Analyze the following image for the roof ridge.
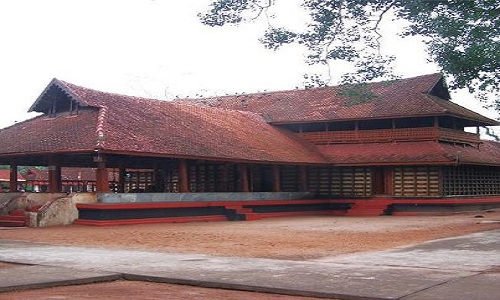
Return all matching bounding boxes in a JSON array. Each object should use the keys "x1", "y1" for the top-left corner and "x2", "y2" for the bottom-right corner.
[
  {"x1": 59, "y1": 80, "x2": 172, "y2": 106},
  {"x1": 180, "y1": 73, "x2": 444, "y2": 102},
  {"x1": 95, "y1": 106, "x2": 108, "y2": 149}
]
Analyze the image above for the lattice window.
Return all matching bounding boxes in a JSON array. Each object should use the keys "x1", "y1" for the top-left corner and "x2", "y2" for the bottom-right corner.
[
  {"x1": 307, "y1": 166, "x2": 372, "y2": 197},
  {"x1": 164, "y1": 167, "x2": 179, "y2": 193},
  {"x1": 185, "y1": 162, "x2": 239, "y2": 192},
  {"x1": 393, "y1": 166, "x2": 440, "y2": 196},
  {"x1": 280, "y1": 166, "x2": 299, "y2": 192},
  {"x1": 443, "y1": 166, "x2": 500, "y2": 196},
  {"x1": 123, "y1": 170, "x2": 155, "y2": 192}
]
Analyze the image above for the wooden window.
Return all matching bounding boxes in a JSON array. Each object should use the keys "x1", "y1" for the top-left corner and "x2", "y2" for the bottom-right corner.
[
  {"x1": 280, "y1": 166, "x2": 299, "y2": 192},
  {"x1": 307, "y1": 166, "x2": 372, "y2": 197},
  {"x1": 184, "y1": 162, "x2": 239, "y2": 193},
  {"x1": 123, "y1": 170, "x2": 155, "y2": 192},
  {"x1": 393, "y1": 166, "x2": 440, "y2": 196}
]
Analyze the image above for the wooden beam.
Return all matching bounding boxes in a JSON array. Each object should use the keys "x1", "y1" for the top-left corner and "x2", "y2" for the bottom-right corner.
[
  {"x1": 9, "y1": 163, "x2": 18, "y2": 192},
  {"x1": 178, "y1": 159, "x2": 189, "y2": 193},
  {"x1": 272, "y1": 165, "x2": 281, "y2": 192}
]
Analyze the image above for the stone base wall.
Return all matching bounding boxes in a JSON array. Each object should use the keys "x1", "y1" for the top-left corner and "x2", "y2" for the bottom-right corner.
[
  {"x1": 27, "y1": 193, "x2": 98, "y2": 227},
  {"x1": 98, "y1": 192, "x2": 314, "y2": 204}
]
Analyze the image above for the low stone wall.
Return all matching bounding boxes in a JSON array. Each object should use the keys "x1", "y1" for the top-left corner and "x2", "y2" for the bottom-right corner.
[
  {"x1": 98, "y1": 192, "x2": 314, "y2": 204},
  {"x1": 28, "y1": 193, "x2": 98, "y2": 227},
  {"x1": 1, "y1": 193, "x2": 68, "y2": 215},
  {"x1": 0, "y1": 193, "x2": 23, "y2": 215}
]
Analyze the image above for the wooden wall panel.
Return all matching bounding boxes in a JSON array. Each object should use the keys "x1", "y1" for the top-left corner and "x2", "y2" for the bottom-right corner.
[
  {"x1": 393, "y1": 166, "x2": 440, "y2": 196},
  {"x1": 307, "y1": 166, "x2": 372, "y2": 197}
]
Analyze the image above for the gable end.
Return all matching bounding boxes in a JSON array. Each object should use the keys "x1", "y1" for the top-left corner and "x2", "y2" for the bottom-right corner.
[{"x1": 28, "y1": 78, "x2": 89, "y2": 114}]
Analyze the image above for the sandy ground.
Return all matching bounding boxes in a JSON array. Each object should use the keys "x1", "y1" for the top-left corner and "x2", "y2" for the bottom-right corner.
[
  {"x1": 1, "y1": 211, "x2": 499, "y2": 299},
  {"x1": 1, "y1": 211, "x2": 500, "y2": 260}
]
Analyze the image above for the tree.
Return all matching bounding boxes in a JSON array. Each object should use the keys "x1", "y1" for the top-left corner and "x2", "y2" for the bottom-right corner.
[{"x1": 199, "y1": 0, "x2": 499, "y2": 115}]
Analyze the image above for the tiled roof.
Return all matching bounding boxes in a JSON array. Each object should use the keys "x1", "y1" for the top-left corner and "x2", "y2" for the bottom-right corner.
[
  {"x1": 7, "y1": 80, "x2": 327, "y2": 164},
  {"x1": 0, "y1": 110, "x2": 99, "y2": 154},
  {"x1": 317, "y1": 140, "x2": 500, "y2": 166},
  {"x1": 2, "y1": 75, "x2": 497, "y2": 167},
  {"x1": 183, "y1": 74, "x2": 497, "y2": 125}
]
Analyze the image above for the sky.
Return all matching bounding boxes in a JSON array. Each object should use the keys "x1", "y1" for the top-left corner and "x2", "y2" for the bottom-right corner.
[{"x1": 0, "y1": 0, "x2": 497, "y2": 134}]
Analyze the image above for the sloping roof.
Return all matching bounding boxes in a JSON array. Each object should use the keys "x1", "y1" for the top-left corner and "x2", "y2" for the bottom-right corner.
[
  {"x1": 2, "y1": 75, "x2": 497, "y2": 167},
  {"x1": 3, "y1": 79, "x2": 326, "y2": 164},
  {"x1": 317, "y1": 140, "x2": 500, "y2": 166},
  {"x1": 182, "y1": 74, "x2": 498, "y2": 125},
  {"x1": 0, "y1": 110, "x2": 100, "y2": 155}
]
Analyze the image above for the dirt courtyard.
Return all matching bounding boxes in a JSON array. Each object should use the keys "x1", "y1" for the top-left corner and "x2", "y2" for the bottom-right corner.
[
  {"x1": 1, "y1": 210, "x2": 500, "y2": 299},
  {"x1": 1, "y1": 211, "x2": 500, "y2": 260},
  {"x1": 0, "y1": 210, "x2": 500, "y2": 260}
]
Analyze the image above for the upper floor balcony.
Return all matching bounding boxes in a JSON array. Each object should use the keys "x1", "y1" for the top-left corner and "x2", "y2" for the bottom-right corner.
[{"x1": 297, "y1": 127, "x2": 481, "y2": 145}]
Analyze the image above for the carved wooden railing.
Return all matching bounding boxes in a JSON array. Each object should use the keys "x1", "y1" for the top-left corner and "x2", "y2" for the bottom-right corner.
[{"x1": 298, "y1": 127, "x2": 480, "y2": 145}]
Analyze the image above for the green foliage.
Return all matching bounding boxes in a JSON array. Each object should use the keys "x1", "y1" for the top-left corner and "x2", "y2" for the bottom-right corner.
[
  {"x1": 337, "y1": 83, "x2": 378, "y2": 106},
  {"x1": 398, "y1": 0, "x2": 499, "y2": 110},
  {"x1": 200, "y1": 0, "x2": 500, "y2": 115}
]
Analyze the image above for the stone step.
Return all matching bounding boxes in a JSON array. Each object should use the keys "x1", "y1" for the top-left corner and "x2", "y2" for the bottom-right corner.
[
  {"x1": 8, "y1": 209, "x2": 26, "y2": 216},
  {"x1": 243, "y1": 210, "x2": 329, "y2": 221},
  {"x1": 1, "y1": 215, "x2": 26, "y2": 221},
  {"x1": 0, "y1": 219, "x2": 26, "y2": 227}
]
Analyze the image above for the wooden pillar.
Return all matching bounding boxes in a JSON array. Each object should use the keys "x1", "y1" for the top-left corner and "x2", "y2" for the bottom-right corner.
[
  {"x1": 118, "y1": 167, "x2": 126, "y2": 193},
  {"x1": 154, "y1": 168, "x2": 165, "y2": 192},
  {"x1": 385, "y1": 167, "x2": 394, "y2": 196},
  {"x1": 9, "y1": 163, "x2": 18, "y2": 192},
  {"x1": 272, "y1": 165, "x2": 281, "y2": 192},
  {"x1": 95, "y1": 162, "x2": 110, "y2": 193},
  {"x1": 48, "y1": 165, "x2": 62, "y2": 193},
  {"x1": 298, "y1": 165, "x2": 308, "y2": 192},
  {"x1": 238, "y1": 164, "x2": 249, "y2": 192},
  {"x1": 178, "y1": 159, "x2": 189, "y2": 193},
  {"x1": 434, "y1": 116, "x2": 439, "y2": 128}
]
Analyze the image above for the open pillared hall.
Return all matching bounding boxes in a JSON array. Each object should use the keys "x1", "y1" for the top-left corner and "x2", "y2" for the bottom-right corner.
[{"x1": 0, "y1": 73, "x2": 499, "y2": 226}]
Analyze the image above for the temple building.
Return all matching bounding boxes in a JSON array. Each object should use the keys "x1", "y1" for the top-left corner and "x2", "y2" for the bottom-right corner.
[{"x1": 0, "y1": 73, "x2": 499, "y2": 226}]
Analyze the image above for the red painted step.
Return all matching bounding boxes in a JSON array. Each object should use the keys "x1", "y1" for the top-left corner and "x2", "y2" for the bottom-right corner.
[
  {"x1": 8, "y1": 209, "x2": 26, "y2": 216},
  {"x1": 74, "y1": 215, "x2": 228, "y2": 226},
  {"x1": 0, "y1": 215, "x2": 27, "y2": 227},
  {"x1": 346, "y1": 201, "x2": 390, "y2": 216}
]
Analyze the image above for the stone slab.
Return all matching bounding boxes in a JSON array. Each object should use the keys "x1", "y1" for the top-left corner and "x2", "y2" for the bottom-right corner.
[
  {"x1": 0, "y1": 230, "x2": 499, "y2": 299},
  {"x1": 0, "y1": 264, "x2": 121, "y2": 292},
  {"x1": 98, "y1": 192, "x2": 313, "y2": 203},
  {"x1": 313, "y1": 230, "x2": 500, "y2": 272},
  {"x1": 402, "y1": 272, "x2": 500, "y2": 300},
  {"x1": 0, "y1": 240, "x2": 476, "y2": 299}
]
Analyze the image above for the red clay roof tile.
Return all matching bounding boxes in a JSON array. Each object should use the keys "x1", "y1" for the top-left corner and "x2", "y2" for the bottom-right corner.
[
  {"x1": 3, "y1": 74, "x2": 498, "y2": 167},
  {"x1": 0, "y1": 110, "x2": 100, "y2": 155},
  {"x1": 183, "y1": 74, "x2": 497, "y2": 125},
  {"x1": 12, "y1": 80, "x2": 327, "y2": 164},
  {"x1": 317, "y1": 140, "x2": 500, "y2": 166}
]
